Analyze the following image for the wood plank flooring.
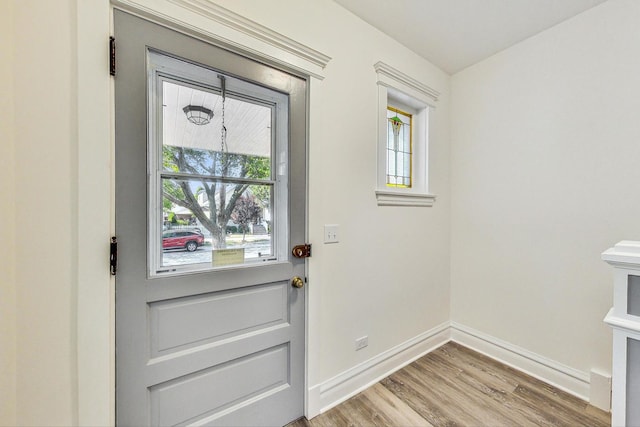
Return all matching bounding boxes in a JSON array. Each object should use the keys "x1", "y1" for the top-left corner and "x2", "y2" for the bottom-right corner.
[{"x1": 289, "y1": 342, "x2": 610, "y2": 427}]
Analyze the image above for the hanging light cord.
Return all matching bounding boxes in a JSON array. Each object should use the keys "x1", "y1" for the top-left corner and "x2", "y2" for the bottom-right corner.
[{"x1": 219, "y1": 75, "x2": 227, "y2": 154}]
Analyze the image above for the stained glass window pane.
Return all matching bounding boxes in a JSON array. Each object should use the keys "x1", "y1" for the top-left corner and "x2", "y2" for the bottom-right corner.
[{"x1": 386, "y1": 107, "x2": 412, "y2": 188}]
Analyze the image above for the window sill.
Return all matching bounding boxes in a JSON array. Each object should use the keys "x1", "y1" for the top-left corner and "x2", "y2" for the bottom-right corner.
[{"x1": 375, "y1": 190, "x2": 436, "y2": 207}]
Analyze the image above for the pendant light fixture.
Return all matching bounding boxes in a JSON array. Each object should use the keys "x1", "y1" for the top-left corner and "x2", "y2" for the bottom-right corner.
[{"x1": 183, "y1": 105, "x2": 213, "y2": 125}]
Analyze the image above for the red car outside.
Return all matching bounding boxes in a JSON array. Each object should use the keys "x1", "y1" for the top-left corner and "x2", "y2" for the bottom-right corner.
[{"x1": 162, "y1": 230, "x2": 205, "y2": 252}]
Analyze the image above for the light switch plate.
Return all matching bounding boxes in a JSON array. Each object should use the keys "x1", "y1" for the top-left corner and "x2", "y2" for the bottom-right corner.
[{"x1": 324, "y1": 224, "x2": 339, "y2": 243}]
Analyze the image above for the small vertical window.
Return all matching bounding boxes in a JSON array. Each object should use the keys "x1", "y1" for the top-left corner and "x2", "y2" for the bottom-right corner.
[
  {"x1": 375, "y1": 61, "x2": 439, "y2": 206},
  {"x1": 386, "y1": 107, "x2": 412, "y2": 188}
]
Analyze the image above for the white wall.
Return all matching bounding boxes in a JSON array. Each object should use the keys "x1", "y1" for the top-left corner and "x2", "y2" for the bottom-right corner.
[
  {"x1": 11, "y1": 1, "x2": 78, "y2": 424},
  {"x1": 214, "y1": 0, "x2": 452, "y2": 387},
  {"x1": 451, "y1": 0, "x2": 640, "y2": 379},
  {"x1": 0, "y1": 1, "x2": 17, "y2": 424}
]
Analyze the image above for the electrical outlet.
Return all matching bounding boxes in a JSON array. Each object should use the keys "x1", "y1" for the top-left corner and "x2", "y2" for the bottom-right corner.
[
  {"x1": 355, "y1": 336, "x2": 368, "y2": 351},
  {"x1": 324, "y1": 224, "x2": 339, "y2": 243}
]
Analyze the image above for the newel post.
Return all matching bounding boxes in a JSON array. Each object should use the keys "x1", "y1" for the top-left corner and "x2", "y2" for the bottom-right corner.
[{"x1": 602, "y1": 241, "x2": 640, "y2": 426}]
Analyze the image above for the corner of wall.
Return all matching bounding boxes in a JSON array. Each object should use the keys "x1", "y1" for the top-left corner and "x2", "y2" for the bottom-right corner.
[
  {"x1": 448, "y1": 1, "x2": 631, "y2": 408},
  {"x1": 309, "y1": 322, "x2": 450, "y2": 417}
]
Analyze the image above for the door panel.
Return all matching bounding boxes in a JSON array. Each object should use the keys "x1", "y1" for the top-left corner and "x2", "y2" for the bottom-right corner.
[
  {"x1": 150, "y1": 344, "x2": 289, "y2": 426},
  {"x1": 149, "y1": 282, "x2": 288, "y2": 357},
  {"x1": 114, "y1": 10, "x2": 306, "y2": 426}
]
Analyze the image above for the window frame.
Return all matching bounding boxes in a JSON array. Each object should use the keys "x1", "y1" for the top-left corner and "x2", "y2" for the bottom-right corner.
[
  {"x1": 147, "y1": 50, "x2": 290, "y2": 277},
  {"x1": 375, "y1": 61, "x2": 438, "y2": 207}
]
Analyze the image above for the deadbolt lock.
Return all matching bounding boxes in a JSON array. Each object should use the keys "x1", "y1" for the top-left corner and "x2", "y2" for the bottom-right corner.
[{"x1": 292, "y1": 244, "x2": 311, "y2": 259}]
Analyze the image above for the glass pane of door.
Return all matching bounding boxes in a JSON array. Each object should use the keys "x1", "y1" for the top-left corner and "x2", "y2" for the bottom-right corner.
[
  {"x1": 161, "y1": 178, "x2": 274, "y2": 268},
  {"x1": 149, "y1": 53, "x2": 288, "y2": 276}
]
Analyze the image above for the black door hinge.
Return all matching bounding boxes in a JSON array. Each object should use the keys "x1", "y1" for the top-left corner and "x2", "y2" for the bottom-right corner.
[
  {"x1": 110, "y1": 236, "x2": 118, "y2": 275},
  {"x1": 109, "y1": 36, "x2": 116, "y2": 76}
]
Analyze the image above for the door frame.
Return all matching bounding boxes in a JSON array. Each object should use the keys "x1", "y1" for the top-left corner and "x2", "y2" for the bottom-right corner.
[{"x1": 76, "y1": 1, "x2": 329, "y2": 425}]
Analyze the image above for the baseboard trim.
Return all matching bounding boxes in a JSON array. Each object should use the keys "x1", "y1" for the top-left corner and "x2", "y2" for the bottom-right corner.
[
  {"x1": 450, "y1": 322, "x2": 591, "y2": 402},
  {"x1": 307, "y1": 321, "x2": 450, "y2": 417},
  {"x1": 307, "y1": 322, "x2": 605, "y2": 419}
]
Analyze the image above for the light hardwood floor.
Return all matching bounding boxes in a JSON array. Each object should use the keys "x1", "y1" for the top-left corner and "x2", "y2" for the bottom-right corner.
[{"x1": 289, "y1": 342, "x2": 610, "y2": 427}]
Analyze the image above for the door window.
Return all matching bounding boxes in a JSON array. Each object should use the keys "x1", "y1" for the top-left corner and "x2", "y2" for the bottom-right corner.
[{"x1": 148, "y1": 51, "x2": 289, "y2": 276}]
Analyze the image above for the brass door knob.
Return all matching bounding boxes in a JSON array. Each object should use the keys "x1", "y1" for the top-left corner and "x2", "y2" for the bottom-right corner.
[{"x1": 291, "y1": 276, "x2": 304, "y2": 288}]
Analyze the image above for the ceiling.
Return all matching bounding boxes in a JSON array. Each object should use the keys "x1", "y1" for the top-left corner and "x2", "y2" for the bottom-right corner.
[{"x1": 333, "y1": 0, "x2": 608, "y2": 74}]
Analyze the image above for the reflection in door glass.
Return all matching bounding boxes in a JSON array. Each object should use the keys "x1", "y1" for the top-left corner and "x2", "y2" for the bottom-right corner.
[{"x1": 160, "y1": 79, "x2": 274, "y2": 269}]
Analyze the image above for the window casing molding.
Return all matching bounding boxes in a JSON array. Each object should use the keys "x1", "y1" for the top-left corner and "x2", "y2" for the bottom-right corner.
[
  {"x1": 375, "y1": 61, "x2": 439, "y2": 207},
  {"x1": 374, "y1": 62, "x2": 440, "y2": 103}
]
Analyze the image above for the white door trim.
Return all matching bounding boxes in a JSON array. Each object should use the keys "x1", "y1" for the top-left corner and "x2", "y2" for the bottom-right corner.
[
  {"x1": 77, "y1": 1, "x2": 325, "y2": 424},
  {"x1": 111, "y1": 0, "x2": 330, "y2": 79},
  {"x1": 76, "y1": 1, "x2": 114, "y2": 425}
]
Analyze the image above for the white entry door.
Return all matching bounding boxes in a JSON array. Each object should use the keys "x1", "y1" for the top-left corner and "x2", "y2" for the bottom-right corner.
[{"x1": 114, "y1": 10, "x2": 307, "y2": 426}]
